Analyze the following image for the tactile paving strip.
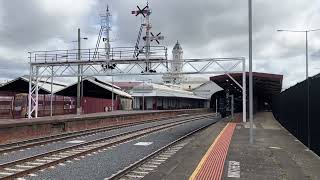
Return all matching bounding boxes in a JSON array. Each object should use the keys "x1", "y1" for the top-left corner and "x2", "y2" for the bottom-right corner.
[{"x1": 189, "y1": 123, "x2": 236, "y2": 180}]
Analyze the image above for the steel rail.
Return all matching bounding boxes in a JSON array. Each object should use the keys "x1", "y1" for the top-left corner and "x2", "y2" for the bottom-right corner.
[
  {"x1": 107, "y1": 118, "x2": 218, "y2": 180},
  {"x1": 0, "y1": 115, "x2": 214, "y2": 179}
]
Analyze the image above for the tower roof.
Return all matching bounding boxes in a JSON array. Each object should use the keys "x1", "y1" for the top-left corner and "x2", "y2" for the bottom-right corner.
[{"x1": 173, "y1": 40, "x2": 182, "y2": 50}]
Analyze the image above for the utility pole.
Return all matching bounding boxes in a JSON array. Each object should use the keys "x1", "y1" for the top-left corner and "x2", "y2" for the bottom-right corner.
[
  {"x1": 111, "y1": 70, "x2": 114, "y2": 111},
  {"x1": 142, "y1": 81, "x2": 145, "y2": 111},
  {"x1": 305, "y1": 31, "x2": 310, "y2": 149},
  {"x1": 248, "y1": 0, "x2": 254, "y2": 144},
  {"x1": 50, "y1": 66, "x2": 53, "y2": 117},
  {"x1": 77, "y1": 28, "x2": 81, "y2": 115}
]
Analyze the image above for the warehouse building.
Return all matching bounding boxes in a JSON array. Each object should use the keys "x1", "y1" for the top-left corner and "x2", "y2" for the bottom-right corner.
[
  {"x1": 0, "y1": 76, "x2": 132, "y2": 118},
  {"x1": 0, "y1": 76, "x2": 70, "y2": 118},
  {"x1": 55, "y1": 77, "x2": 132, "y2": 113}
]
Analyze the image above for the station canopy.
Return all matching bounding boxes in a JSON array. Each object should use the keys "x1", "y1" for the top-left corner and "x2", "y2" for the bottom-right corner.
[
  {"x1": 210, "y1": 72, "x2": 283, "y2": 111},
  {"x1": 210, "y1": 72, "x2": 283, "y2": 96}
]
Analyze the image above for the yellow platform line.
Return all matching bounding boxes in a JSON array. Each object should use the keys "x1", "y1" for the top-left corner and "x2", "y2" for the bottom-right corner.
[{"x1": 189, "y1": 123, "x2": 230, "y2": 180}]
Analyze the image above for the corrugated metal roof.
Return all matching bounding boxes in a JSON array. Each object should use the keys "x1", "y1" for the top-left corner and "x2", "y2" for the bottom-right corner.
[
  {"x1": 86, "y1": 79, "x2": 132, "y2": 98},
  {"x1": 112, "y1": 82, "x2": 143, "y2": 90},
  {"x1": 130, "y1": 83, "x2": 206, "y2": 100},
  {"x1": 85, "y1": 77, "x2": 122, "y2": 90},
  {"x1": 20, "y1": 76, "x2": 67, "y2": 93},
  {"x1": 54, "y1": 78, "x2": 132, "y2": 99},
  {"x1": 0, "y1": 76, "x2": 66, "y2": 93}
]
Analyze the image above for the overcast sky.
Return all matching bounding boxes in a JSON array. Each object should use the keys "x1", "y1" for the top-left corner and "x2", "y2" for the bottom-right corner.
[{"x1": 0, "y1": 0, "x2": 320, "y2": 89}]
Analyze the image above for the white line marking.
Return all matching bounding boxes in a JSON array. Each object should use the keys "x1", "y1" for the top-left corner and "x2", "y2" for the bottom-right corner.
[
  {"x1": 269, "y1": 146, "x2": 282, "y2": 150},
  {"x1": 134, "y1": 142, "x2": 153, "y2": 146},
  {"x1": 227, "y1": 161, "x2": 240, "y2": 178},
  {"x1": 66, "y1": 140, "x2": 86, "y2": 144}
]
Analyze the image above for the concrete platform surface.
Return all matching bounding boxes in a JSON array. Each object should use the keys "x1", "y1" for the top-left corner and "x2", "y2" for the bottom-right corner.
[{"x1": 143, "y1": 112, "x2": 320, "y2": 180}]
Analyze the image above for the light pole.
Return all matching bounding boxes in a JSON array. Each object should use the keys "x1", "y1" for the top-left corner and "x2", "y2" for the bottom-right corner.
[
  {"x1": 111, "y1": 70, "x2": 114, "y2": 111},
  {"x1": 142, "y1": 81, "x2": 145, "y2": 111},
  {"x1": 277, "y1": 28, "x2": 320, "y2": 149},
  {"x1": 248, "y1": 0, "x2": 254, "y2": 144},
  {"x1": 75, "y1": 28, "x2": 88, "y2": 115}
]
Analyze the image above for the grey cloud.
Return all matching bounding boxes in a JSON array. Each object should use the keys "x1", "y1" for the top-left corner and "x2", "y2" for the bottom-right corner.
[{"x1": 0, "y1": 0, "x2": 320, "y2": 89}]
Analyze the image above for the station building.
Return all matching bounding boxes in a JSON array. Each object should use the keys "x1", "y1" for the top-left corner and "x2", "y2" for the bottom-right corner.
[{"x1": 130, "y1": 82, "x2": 208, "y2": 110}]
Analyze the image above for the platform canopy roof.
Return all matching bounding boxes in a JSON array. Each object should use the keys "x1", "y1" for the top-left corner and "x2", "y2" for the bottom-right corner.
[
  {"x1": 210, "y1": 72, "x2": 283, "y2": 98},
  {"x1": 192, "y1": 81, "x2": 223, "y2": 99}
]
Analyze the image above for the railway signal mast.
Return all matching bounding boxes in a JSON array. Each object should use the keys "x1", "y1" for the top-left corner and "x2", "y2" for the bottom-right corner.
[{"x1": 132, "y1": 2, "x2": 164, "y2": 73}]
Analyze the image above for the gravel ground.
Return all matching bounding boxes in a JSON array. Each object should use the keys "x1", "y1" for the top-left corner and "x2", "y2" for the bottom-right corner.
[
  {"x1": 25, "y1": 116, "x2": 219, "y2": 180},
  {"x1": 0, "y1": 114, "x2": 213, "y2": 164}
]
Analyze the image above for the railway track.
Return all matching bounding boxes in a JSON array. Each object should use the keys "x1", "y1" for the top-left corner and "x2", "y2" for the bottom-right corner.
[
  {"x1": 107, "y1": 117, "x2": 217, "y2": 180},
  {"x1": 0, "y1": 113, "x2": 203, "y2": 155},
  {"x1": 0, "y1": 114, "x2": 215, "y2": 179}
]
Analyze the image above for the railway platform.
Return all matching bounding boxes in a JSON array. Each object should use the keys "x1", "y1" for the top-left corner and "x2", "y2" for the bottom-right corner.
[
  {"x1": 143, "y1": 112, "x2": 320, "y2": 180},
  {"x1": 0, "y1": 109, "x2": 209, "y2": 144}
]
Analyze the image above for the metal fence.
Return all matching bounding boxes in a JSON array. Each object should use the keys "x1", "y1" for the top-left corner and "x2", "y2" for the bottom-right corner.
[{"x1": 272, "y1": 77, "x2": 320, "y2": 156}]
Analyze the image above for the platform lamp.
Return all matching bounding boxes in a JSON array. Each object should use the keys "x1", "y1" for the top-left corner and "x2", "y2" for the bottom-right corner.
[{"x1": 277, "y1": 28, "x2": 320, "y2": 149}]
